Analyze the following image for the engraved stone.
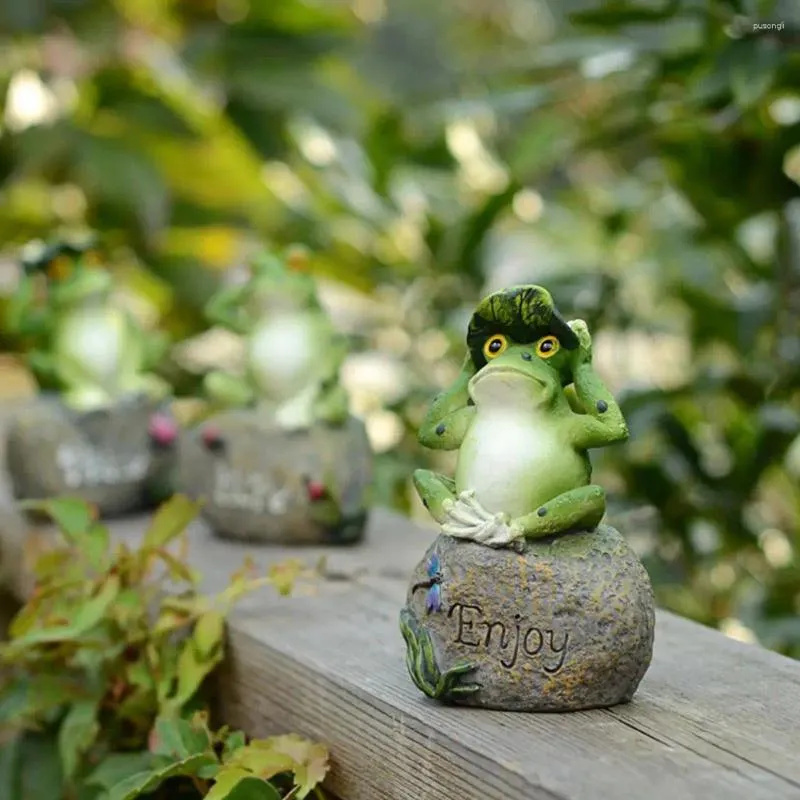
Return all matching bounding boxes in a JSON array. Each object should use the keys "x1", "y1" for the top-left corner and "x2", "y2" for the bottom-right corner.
[
  {"x1": 400, "y1": 524, "x2": 655, "y2": 711},
  {"x1": 177, "y1": 409, "x2": 373, "y2": 545},
  {"x1": 4, "y1": 393, "x2": 178, "y2": 517}
]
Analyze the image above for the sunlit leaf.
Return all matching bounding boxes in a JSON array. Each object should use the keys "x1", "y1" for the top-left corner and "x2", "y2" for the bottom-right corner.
[{"x1": 142, "y1": 494, "x2": 202, "y2": 550}]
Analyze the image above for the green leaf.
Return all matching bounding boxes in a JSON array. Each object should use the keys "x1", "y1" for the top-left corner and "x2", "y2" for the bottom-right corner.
[
  {"x1": 4, "y1": 575, "x2": 120, "y2": 649},
  {"x1": 165, "y1": 637, "x2": 223, "y2": 710},
  {"x1": 58, "y1": 697, "x2": 101, "y2": 781},
  {"x1": 142, "y1": 494, "x2": 202, "y2": 550},
  {"x1": 206, "y1": 769, "x2": 282, "y2": 800},
  {"x1": 105, "y1": 753, "x2": 218, "y2": 800},
  {"x1": 149, "y1": 715, "x2": 212, "y2": 759},
  {"x1": 569, "y1": 0, "x2": 681, "y2": 27},
  {"x1": 19, "y1": 497, "x2": 96, "y2": 543},
  {"x1": 84, "y1": 522, "x2": 111, "y2": 571},
  {"x1": 86, "y1": 752, "x2": 160, "y2": 790},
  {"x1": 223, "y1": 731, "x2": 247, "y2": 760},
  {"x1": 194, "y1": 610, "x2": 225, "y2": 658}
]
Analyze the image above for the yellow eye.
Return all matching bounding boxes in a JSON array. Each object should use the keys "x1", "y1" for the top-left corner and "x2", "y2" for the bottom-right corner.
[
  {"x1": 536, "y1": 335, "x2": 560, "y2": 358},
  {"x1": 483, "y1": 334, "x2": 508, "y2": 360}
]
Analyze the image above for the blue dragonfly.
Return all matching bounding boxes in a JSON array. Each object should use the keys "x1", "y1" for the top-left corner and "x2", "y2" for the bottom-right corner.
[{"x1": 411, "y1": 552, "x2": 443, "y2": 614}]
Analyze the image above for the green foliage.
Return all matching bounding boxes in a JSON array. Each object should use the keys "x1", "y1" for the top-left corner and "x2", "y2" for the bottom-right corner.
[
  {"x1": 399, "y1": 609, "x2": 480, "y2": 702},
  {"x1": 0, "y1": 495, "x2": 321, "y2": 799},
  {"x1": 0, "y1": 0, "x2": 798, "y2": 658}
]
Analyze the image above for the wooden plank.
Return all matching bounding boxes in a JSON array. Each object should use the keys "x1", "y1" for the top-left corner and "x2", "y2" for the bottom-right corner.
[{"x1": 2, "y1": 501, "x2": 800, "y2": 800}]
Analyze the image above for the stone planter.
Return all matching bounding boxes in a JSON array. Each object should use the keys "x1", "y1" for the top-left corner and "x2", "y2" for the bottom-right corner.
[
  {"x1": 400, "y1": 525, "x2": 655, "y2": 711},
  {"x1": 177, "y1": 409, "x2": 373, "y2": 545},
  {"x1": 4, "y1": 393, "x2": 179, "y2": 517}
]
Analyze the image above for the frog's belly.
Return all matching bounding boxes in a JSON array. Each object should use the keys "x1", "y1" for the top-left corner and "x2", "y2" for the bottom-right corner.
[
  {"x1": 455, "y1": 411, "x2": 588, "y2": 519},
  {"x1": 57, "y1": 310, "x2": 125, "y2": 382},
  {"x1": 247, "y1": 315, "x2": 320, "y2": 401}
]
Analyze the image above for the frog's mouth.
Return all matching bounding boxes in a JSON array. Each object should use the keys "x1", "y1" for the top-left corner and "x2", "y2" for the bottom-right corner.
[{"x1": 468, "y1": 365, "x2": 544, "y2": 405}]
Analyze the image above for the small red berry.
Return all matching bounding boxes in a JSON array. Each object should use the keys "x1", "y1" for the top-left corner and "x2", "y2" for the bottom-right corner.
[
  {"x1": 202, "y1": 426, "x2": 222, "y2": 449},
  {"x1": 148, "y1": 414, "x2": 178, "y2": 446},
  {"x1": 306, "y1": 480, "x2": 326, "y2": 501}
]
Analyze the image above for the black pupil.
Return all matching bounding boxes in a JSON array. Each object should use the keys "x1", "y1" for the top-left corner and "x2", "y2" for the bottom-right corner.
[
  {"x1": 489, "y1": 339, "x2": 502, "y2": 353},
  {"x1": 541, "y1": 339, "x2": 554, "y2": 352}
]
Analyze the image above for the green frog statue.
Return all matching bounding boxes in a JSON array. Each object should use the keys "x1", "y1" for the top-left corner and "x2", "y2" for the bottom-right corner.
[
  {"x1": 200, "y1": 246, "x2": 348, "y2": 435},
  {"x1": 400, "y1": 285, "x2": 655, "y2": 712},
  {"x1": 7, "y1": 239, "x2": 172, "y2": 413},
  {"x1": 3, "y1": 238, "x2": 179, "y2": 517},
  {"x1": 178, "y1": 246, "x2": 373, "y2": 546}
]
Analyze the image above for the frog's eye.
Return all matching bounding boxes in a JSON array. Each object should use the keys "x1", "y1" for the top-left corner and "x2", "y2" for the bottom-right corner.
[
  {"x1": 535, "y1": 335, "x2": 560, "y2": 359},
  {"x1": 47, "y1": 256, "x2": 72, "y2": 282},
  {"x1": 483, "y1": 334, "x2": 508, "y2": 360}
]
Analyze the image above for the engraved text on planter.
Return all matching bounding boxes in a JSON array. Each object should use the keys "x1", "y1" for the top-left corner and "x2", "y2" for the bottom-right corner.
[
  {"x1": 448, "y1": 602, "x2": 569, "y2": 673},
  {"x1": 57, "y1": 444, "x2": 149, "y2": 488},
  {"x1": 212, "y1": 464, "x2": 292, "y2": 514}
]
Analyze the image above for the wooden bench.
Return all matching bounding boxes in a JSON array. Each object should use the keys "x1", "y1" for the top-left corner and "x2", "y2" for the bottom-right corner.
[{"x1": 2, "y1": 503, "x2": 800, "y2": 800}]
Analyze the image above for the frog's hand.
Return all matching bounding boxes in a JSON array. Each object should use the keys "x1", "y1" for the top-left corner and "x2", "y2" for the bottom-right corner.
[
  {"x1": 314, "y1": 382, "x2": 349, "y2": 426},
  {"x1": 566, "y1": 319, "x2": 628, "y2": 450},
  {"x1": 564, "y1": 384, "x2": 586, "y2": 415},
  {"x1": 142, "y1": 329, "x2": 170, "y2": 372},
  {"x1": 204, "y1": 370, "x2": 254, "y2": 408},
  {"x1": 119, "y1": 374, "x2": 171, "y2": 402},
  {"x1": 418, "y1": 354, "x2": 477, "y2": 451},
  {"x1": 441, "y1": 490, "x2": 520, "y2": 546},
  {"x1": 6, "y1": 279, "x2": 50, "y2": 339},
  {"x1": 204, "y1": 285, "x2": 251, "y2": 335}
]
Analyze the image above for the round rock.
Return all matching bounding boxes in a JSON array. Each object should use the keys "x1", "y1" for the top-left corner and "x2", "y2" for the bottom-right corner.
[
  {"x1": 177, "y1": 410, "x2": 373, "y2": 545},
  {"x1": 400, "y1": 525, "x2": 655, "y2": 711},
  {"x1": 4, "y1": 393, "x2": 179, "y2": 518}
]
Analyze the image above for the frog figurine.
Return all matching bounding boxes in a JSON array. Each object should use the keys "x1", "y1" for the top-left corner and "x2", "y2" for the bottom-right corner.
[
  {"x1": 6, "y1": 238, "x2": 172, "y2": 413},
  {"x1": 200, "y1": 245, "x2": 348, "y2": 433},
  {"x1": 3, "y1": 237, "x2": 180, "y2": 517},
  {"x1": 414, "y1": 284, "x2": 628, "y2": 547},
  {"x1": 400, "y1": 285, "x2": 655, "y2": 712},
  {"x1": 179, "y1": 245, "x2": 373, "y2": 546}
]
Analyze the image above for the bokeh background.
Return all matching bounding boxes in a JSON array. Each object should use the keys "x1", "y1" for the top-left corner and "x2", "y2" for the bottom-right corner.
[{"x1": 0, "y1": 0, "x2": 798, "y2": 656}]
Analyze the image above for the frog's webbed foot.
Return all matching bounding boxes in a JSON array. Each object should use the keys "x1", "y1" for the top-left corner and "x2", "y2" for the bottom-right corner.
[{"x1": 441, "y1": 490, "x2": 523, "y2": 548}]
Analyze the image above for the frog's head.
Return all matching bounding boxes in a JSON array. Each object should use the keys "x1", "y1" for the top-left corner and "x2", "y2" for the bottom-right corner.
[
  {"x1": 247, "y1": 245, "x2": 321, "y2": 314},
  {"x1": 465, "y1": 285, "x2": 579, "y2": 409},
  {"x1": 21, "y1": 237, "x2": 111, "y2": 308}
]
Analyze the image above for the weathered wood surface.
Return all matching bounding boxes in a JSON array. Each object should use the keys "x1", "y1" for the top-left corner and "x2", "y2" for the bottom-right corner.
[
  {"x1": 2, "y1": 508, "x2": 800, "y2": 800},
  {"x1": 1, "y1": 404, "x2": 800, "y2": 799}
]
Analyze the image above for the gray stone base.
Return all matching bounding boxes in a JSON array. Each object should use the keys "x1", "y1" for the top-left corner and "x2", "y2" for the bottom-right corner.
[
  {"x1": 400, "y1": 525, "x2": 655, "y2": 711},
  {"x1": 4, "y1": 393, "x2": 178, "y2": 518},
  {"x1": 177, "y1": 409, "x2": 373, "y2": 545}
]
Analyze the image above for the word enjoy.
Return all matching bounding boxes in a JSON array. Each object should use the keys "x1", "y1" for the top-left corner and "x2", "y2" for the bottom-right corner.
[{"x1": 448, "y1": 602, "x2": 569, "y2": 673}]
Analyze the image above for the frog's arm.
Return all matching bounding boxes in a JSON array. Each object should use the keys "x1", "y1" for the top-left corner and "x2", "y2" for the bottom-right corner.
[
  {"x1": 5, "y1": 278, "x2": 51, "y2": 340},
  {"x1": 569, "y1": 362, "x2": 629, "y2": 451},
  {"x1": 418, "y1": 354, "x2": 477, "y2": 451},
  {"x1": 204, "y1": 284, "x2": 252, "y2": 335},
  {"x1": 564, "y1": 384, "x2": 586, "y2": 414}
]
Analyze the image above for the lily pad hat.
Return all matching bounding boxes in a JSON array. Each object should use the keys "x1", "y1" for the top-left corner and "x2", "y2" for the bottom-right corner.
[{"x1": 466, "y1": 284, "x2": 579, "y2": 371}]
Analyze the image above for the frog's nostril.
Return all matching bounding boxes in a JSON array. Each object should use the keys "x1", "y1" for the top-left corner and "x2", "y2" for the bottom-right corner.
[{"x1": 521, "y1": 352, "x2": 532, "y2": 361}]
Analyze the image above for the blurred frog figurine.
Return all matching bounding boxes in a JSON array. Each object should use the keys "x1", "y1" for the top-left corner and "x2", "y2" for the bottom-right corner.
[
  {"x1": 413, "y1": 285, "x2": 629, "y2": 548},
  {"x1": 202, "y1": 245, "x2": 349, "y2": 431},
  {"x1": 7, "y1": 238, "x2": 172, "y2": 413}
]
